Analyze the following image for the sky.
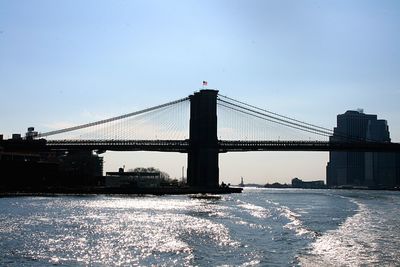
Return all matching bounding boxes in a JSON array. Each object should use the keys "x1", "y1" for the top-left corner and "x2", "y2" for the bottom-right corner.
[{"x1": 1, "y1": 0, "x2": 400, "y2": 184}]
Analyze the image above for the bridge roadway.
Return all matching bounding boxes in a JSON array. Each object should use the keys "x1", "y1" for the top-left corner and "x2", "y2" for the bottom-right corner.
[
  {"x1": 45, "y1": 139, "x2": 400, "y2": 152},
  {"x1": 45, "y1": 139, "x2": 190, "y2": 152}
]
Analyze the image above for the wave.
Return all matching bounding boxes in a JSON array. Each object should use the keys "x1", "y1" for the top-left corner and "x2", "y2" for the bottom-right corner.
[
  {"x1": 236, "y1": 200, "x2": 270, "y2": 219},
  {"x1": 298, "y1": 194, "x2": 398, "y2": 266},
  {"x1": 265, "y1": 199, "x2": 316, "y2": 238}
]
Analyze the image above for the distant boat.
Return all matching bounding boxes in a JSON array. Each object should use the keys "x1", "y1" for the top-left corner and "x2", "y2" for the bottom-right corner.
[{"x1": 189, "y1": 194, "x2": 221, "y2": 200}]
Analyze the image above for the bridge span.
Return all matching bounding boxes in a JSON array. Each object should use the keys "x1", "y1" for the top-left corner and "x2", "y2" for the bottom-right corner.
[
  {"x1": 13, "y1": 89, "x2": 398, "y2": 189},
  {"x1": 44, "y1": 139, "x2": 400, "y2": 153}
]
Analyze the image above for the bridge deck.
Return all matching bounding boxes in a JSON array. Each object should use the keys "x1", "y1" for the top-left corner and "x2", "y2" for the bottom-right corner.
[
  {"x1": 219, "y1": 140, "x2": 400, "y2": 152},
  {"x1": 42, "y1": 139, "x2": 400, "y2": 152},
  {"x1": 45, "y1": 139, "x2": 190, "y2": 152}
]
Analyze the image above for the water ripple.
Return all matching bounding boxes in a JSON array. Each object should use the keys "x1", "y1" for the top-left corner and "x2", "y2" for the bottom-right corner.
[{"x1": 1, "y1": 190, "x2": 400, "y2": 266}]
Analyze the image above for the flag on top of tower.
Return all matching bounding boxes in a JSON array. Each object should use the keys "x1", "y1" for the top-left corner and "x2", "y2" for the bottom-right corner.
[{"x1": 202, "y1": 80, "x2": 208, "y2": 87}]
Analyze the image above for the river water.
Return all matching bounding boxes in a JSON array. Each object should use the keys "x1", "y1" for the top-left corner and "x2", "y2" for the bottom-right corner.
[{"x1": 0, "y1": 188, "x2": 399, "y2": 266}]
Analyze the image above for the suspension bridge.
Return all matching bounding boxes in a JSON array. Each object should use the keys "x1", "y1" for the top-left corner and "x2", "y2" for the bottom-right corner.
[{"x1": 30, "y1": 89, "x2": 400, "y2": 189}]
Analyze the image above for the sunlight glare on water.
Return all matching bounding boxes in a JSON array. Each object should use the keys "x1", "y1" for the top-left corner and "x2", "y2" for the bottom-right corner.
[
  {"x1": 1, "y1": 189, "x2": 400, "y2": 266},
  {"x1": 0, "y1": 196, "x2": 239, "y2": 266}
]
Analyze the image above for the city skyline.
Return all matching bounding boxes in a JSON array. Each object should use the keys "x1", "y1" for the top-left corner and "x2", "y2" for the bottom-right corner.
[{"x1": 1, "y1": 1, "x2": 400, "y2": 184}]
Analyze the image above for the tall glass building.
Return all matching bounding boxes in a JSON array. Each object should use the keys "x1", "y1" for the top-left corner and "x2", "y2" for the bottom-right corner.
[{"x1": 327, "y1": 110, "x2": 400, "y2": 188}]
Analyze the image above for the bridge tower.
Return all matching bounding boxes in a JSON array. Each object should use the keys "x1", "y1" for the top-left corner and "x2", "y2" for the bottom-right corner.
[{"x1": 187, "y1": 89, "x2": 219, "y2": 188}]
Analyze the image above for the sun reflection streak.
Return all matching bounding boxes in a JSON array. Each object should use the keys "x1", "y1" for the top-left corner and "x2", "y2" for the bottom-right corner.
[{"x1": 0, "y1": 196, "x2": 241, "y2": 266}]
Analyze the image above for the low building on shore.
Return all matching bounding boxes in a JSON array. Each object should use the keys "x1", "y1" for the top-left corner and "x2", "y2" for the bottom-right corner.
[
  {"x1": 291, "y1": 177, "x2": 326, "y2": 189},
  {"x1": 105, "y1": 168, "x2": 162, "y2": 188}
]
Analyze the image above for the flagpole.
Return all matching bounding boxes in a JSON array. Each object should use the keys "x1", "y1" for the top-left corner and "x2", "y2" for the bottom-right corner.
[{"x1": 202, "y1": 80, "x2": 208, "y2": 89}]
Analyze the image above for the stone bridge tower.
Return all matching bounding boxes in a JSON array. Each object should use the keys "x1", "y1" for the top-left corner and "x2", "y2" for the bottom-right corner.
[{"x1": 187, "y1": 89, "x2": 219, "y2": 188}]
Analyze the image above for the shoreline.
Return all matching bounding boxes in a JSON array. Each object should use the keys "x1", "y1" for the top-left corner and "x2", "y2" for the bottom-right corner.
[{"x1": 0, "y1": 186, "x2": 243, "y2": 197}]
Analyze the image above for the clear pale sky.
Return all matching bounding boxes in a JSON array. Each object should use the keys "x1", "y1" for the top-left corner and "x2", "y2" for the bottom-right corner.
[{"x1": 1, "y1": 0, "x2": 400, "y2": 184}]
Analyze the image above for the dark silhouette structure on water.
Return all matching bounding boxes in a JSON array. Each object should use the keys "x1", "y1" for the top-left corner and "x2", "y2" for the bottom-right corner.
[
  {"x1": 0, "y1": 90, "x2": 237, "y2": 193},
  {"x1": 2, "y1": 90, "x2": 400, "y2": 193}
]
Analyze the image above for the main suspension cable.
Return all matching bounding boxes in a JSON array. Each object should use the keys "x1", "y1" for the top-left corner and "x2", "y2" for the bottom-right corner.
[
  {"x1": 217, "y1": 98, "x2": 333, "y2": 136},
  {"x1": 38, "y1": 97, "x2": 190, "y2": 138},
  {"x1": 218, "y1": 94, "x2": 332, "y2": 133},
  {"x1": 218, "y1": 102, "x2": 331, "y2": 137}
]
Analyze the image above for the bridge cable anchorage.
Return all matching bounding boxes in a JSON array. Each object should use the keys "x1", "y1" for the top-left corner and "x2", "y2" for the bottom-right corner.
[
  {"x1": 217, "y1": 98, "x2": 333, "y2": 137},
  {"x1": 218, "y1": 93, "x2": 333, "y2": 133},
  {"x1": 37, "y1": 97, "x2": 190, "y2": 138}
]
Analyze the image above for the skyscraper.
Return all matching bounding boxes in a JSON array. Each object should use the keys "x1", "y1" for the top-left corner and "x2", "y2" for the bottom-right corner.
[{"x1": 327, "y1": 110, "x2": 400, "y2": 188}]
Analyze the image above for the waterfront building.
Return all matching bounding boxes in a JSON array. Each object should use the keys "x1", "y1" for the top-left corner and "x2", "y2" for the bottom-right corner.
[
  {"x1": 105, "y1": 168, "x2": 162, "y2": 188},
  {"x1": 0, "y1": 147, "x2": 104, "y2": 188},
  {"x1": 327, "y1": 110, "x2": 400, "y2": 188},
  {"x1": 58, "y1": 150, "x2": 103, "y2": 185},
  {"x1": 0, "y1": 149, "x2": 59, "y2": 188},
  {"x1": 291, "y1": 177, "x2": 325, "y2": 189}
]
